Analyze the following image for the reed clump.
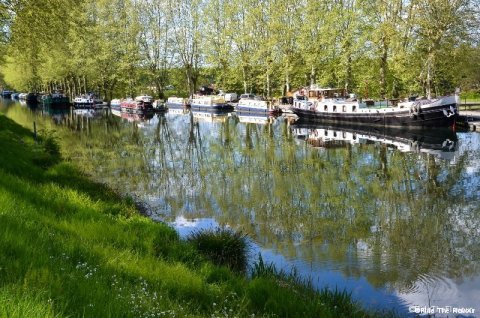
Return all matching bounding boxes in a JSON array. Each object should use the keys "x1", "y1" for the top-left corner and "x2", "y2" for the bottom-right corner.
[{"x1": 187, "y1": 227, "x2": 249, "y2": 273}]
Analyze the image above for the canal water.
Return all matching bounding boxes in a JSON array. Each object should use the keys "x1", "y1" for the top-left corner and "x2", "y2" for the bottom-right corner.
[{"x1": 1, "y1": 99, "x2": 479, "y2": 317}]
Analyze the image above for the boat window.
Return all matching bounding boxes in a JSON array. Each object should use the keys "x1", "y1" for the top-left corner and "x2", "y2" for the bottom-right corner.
[
  {"x1": 333, "y1": 105, "x2": 337, "y2": 112},
  {"x1": 342, "y1": 105, "x2": 346, "y2": 112},
  {"x1": 324, "y1": 105, "x2": 328, "y2": 111},
  {"x1": 352, "y1": 106, "x2": 356, "y2": 112}
]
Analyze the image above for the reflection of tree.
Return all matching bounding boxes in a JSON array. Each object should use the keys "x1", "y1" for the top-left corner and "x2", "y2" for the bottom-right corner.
[{"x1": 6, "y1": 104, "x2": 479, "y2": 293}]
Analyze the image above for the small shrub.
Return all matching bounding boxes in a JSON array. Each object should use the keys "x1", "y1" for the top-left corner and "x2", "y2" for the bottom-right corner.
[{"x1": 187, "y1": 227, "x2": 249, "y2": 273}]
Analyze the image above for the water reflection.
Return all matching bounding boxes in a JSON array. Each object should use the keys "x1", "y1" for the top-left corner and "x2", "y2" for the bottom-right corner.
[
  {"x1": 2, "y1": 99, "x2": 479, "y2": 316},
  {"x1": 111, "y1": 108, "x2": 155, "y2": 123},
  {"x1": 291, "y1": 122, "x2": 459, "y2": 162},
  {"x1": 237, "y1": 112, "x2": 277, "y2": 125},
  {"x1": 191, "y1": 109, "x2": 232, "y2": 123}
]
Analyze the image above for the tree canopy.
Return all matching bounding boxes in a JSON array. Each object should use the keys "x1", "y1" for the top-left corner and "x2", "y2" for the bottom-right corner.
[{"x1": 1, "y1": 0, "x2": 479, "y2": 99}]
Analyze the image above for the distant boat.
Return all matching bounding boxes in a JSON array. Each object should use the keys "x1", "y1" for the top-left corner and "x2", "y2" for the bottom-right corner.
[
  {"x1": 290, "y1": 86, "x2": 459, "y2": 128},
  {"x1": 18, "y1": 93, "x2": 28, "y2": 100},
  {"x1": 73, "y1": 94, "x2": 104, "y2": 109},
  {"x1": 166, "y1": 97, "x2": 189, "y2": 108},
  {"x1": 1, "y1": 90, "x2": 12, "y2": 98},
  {"x1": 12, "y1": 93, "x2": 20, "y2": 99},
  {"x1": 110, "y1": 99, "x2": 122, "y2": 110},
  {"x1": 236, "y1": 95, "x2": 280, "y2": 114},
  {"x1": 42, "y1": 92, "x2": 70, "y2": 108},
  {"x1": 190, "y1": 95, "x2": 233, "y2": 111},
  {"x1": 120, "y1": 95, "x2": 153, "y2": 112}
]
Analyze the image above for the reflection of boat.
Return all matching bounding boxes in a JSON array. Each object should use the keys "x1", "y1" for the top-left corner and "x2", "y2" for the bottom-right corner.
[
  {"x1": 190, "y1": 95, "x2": 233, "y2": 111},
  {"x1": 73, "y1": 109, "x2": 101, "y2": 118},
  {"x1": 236, "y1": 112, "x2": 276, "y2": 125},
  {"x1": 191, "y1": 109, "x2": 231, "y2": 123},
  {"x1": 290, "y1": 86, "x2": 459, "y2": 128},
  {"x1": 43, "y1": 106, "x2": 70, "y2": 123},
  {"x1": 112, "y1": 108, "x2": 154, "y2": 122},
  {"x1": 111, "y1": 108, "x2": 122, "y2": 117},
  {"x1": 168, "y1": 107, "x2": 190, "y2": 115},
  {"x1": 121, "y1": 111, "x2": 154, "y2": 122},
  {"x1": 291, "y1": 122, "x2": 458, "y2": 160}
]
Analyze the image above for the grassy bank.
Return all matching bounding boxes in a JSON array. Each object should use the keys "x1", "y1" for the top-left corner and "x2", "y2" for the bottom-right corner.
[{"x1": 0, "y1": 114, "x2": 388, "y2": 317}]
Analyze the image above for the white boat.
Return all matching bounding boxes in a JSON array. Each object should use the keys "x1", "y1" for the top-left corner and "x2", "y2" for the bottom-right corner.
[
  {"x1": 290, "y1": 86, "x2": 459, "y2": 128},
  {"x1": 73, "y1": 94, "x2": 104, "y2": 109},
  {"x1": 110, "y1": 99, "x2": 122, "y2": 109},
  {"x1": 166, "y1": 97, "x2": 189, "y2": 108},
  {"x1": 236, "y1": 96, "x2": 279, "y2": 114},
  {"x1": 190, "y1": 95, "x2": 233, "y2": 111}
]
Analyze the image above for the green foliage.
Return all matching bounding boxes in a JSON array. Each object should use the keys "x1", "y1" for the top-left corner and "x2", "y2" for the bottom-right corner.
[
  {"x1": 187, "y1": 227, "x2": 249, "y2": 273},
  {"x1": 2, "y1": 0, "x2": 478, "y2": 99}
]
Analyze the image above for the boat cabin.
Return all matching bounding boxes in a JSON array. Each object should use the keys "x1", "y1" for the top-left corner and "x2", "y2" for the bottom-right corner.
[{"x1": 307, "y1": 88, "x2": 347, "y2": 100}]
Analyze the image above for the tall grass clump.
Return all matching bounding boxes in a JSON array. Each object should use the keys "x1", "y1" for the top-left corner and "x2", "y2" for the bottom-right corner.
[{"x1": 187, "y1": 227, "x2": 249, "y2": 273}]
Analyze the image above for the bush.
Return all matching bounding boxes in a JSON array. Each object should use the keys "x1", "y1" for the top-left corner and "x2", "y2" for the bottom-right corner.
[{"x1": 187, "y1": 227, "x2": 249, "y2": 273}]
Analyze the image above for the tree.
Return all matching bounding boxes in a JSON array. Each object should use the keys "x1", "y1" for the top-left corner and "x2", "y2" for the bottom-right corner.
[
  {"x1": 168, "y1": 0, "x2": 202, "y2": 96},
  {"x1": 413, "y1": 0, "x2": 475, "y2": 97},
  {"x1": 137, "y1": 0, "x2": 173, "y2": 99}
]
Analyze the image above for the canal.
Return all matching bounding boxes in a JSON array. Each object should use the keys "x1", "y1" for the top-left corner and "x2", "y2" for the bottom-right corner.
[{"x1": 1, "y1": 98, "x2": 479, "y2": 316}]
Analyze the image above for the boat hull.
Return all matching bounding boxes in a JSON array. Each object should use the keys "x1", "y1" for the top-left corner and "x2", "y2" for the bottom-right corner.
[
  {"x1": 236, "y1": 105, "x2": 270, "y2": 113},
  {"x1": 166, "y1": 102, "x2": 189, "y2": 108},
  {"x1": 291, "y1": 103, "x2": 458, "y2": 128},
  {"x1": 190, "y1": 103, "x2": 233, "y2": 111}
]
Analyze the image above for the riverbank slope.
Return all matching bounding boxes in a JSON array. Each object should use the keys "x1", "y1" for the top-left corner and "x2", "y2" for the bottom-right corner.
[{"x1": 0, "y1": 114, "x2": 389, "y2": 317}]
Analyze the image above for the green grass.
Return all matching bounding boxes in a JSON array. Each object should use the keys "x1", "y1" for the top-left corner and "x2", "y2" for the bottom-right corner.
[{"x1": 0, "y1": 114, "x2": 389, "y2": 317}]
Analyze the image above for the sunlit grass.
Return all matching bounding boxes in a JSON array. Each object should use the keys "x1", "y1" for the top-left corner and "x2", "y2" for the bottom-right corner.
[{"x1": 0, "y1": 114, "x2": 385, "y2": 317}]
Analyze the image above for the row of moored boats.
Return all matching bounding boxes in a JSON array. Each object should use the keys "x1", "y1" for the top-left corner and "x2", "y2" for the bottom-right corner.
[{"x1": 2, "y1": 85, "x2": 461, "y2": 128}]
